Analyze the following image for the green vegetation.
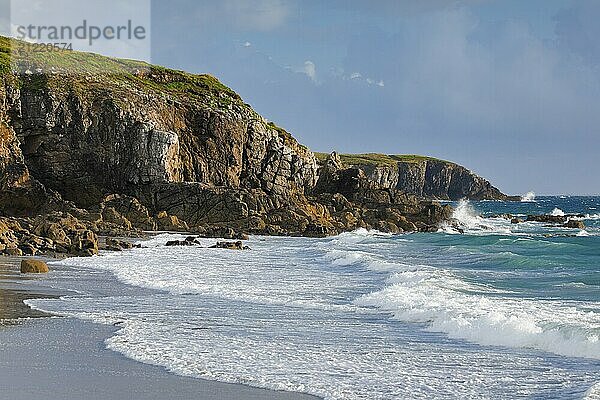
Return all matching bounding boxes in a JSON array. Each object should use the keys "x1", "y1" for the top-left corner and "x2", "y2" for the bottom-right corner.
[
  {"x1": 0, "y1": 35, "x2": 242, "y2": 106},
  {"x1": 0, "y1": 37, "x2": 12, "y2": 75},
  {"x1": 314, "y1": 152, "x2": 449, "y2": 166}
]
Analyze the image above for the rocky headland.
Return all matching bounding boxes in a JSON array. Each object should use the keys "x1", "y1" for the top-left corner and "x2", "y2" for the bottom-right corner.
[
  {"x1": 0, "y1": 36, "x2": 513, "y2": 256},
  {"x1": 314, "y1": 153, "x2": 516, "y2": 201}
]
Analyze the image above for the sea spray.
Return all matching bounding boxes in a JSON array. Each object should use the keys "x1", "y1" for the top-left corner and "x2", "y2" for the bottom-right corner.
[
  {"x1": 521, "y1": 191, "x2": 536, "y2": 202},
  {"x1": 444, "y1": 200, "x2": 512, "y2": 235}
]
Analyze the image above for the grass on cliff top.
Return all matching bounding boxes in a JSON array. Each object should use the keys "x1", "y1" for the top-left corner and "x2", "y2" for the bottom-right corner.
[
  {"x1": 314, "y1": 152, "x2": 449, "y2": 166},
  {"x1": 0, "y1": 36, "x2": 240, "y2": 102}
]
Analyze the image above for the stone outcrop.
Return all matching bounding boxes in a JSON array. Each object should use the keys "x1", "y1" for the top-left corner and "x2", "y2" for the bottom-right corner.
[
  {"x1": 4, "y1": 67, "x2": 317, "y2": 209},
  {"x1": 315, "y1": 152, "x2": 512, "y2": 201},
  {"x1": 0, "y1": 35, "x2": 486, "y2": 252},
  {"x1": 526, "y1": 214, "x2": 586, "y2": 228},
  {"x1": 312, "y1": 152, "x2": 453, "y2": 233},
  {"x1": 0, "y1": 213, "x2": 99, "y2": 256}
]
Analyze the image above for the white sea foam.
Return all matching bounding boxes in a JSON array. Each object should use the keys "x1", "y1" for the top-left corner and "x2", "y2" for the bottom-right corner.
[
  {"x1": 585, "y1": 382, "x2": 600, "y2": 400},
  {"x1": 443, "y1": 200, "x2": 512, "y2": 235},
  {"x1": 23, "y1": 231, "x2": 600, "y2": 399},
  {"x1": 355, "y1": 267, "x2": 600, "y2": 360},
  {"x1": 521, "y1": 191, "x2": 536, "y2": 202},
  {"x1": 551, "y1": 208, "x2": 565, "y2": 216}
]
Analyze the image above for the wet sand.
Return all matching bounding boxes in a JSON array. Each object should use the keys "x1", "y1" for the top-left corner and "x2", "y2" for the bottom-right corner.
[{"x1": 0, "y1": 256, "x2": 320, "y2": 400}]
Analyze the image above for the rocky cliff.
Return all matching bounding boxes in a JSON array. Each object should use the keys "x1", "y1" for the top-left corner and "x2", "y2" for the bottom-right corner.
[
  {"x1": 315, "y1": 153, "x2": 511, "y2": 201},
  {"x1": 0, "y1": 36, "x2": 457, "y2": 255}
]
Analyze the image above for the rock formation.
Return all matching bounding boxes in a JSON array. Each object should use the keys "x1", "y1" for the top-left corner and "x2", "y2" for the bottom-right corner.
[
  {"x1": 20, "y1": 259, "x2": 49, "y2": 274},
  {"x1": 314, "y1": 152, "x2": 512, "y2": 201},
  {"x1": 0, "y1": 35, "x2": 509, "y2": 254}
]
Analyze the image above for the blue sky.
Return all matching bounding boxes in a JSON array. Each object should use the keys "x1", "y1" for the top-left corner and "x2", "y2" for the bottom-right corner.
[
  {"x1": 3, "y1": 1, "x2": 599, "y2": 195},
  {"x1": 148, "y1": 0, "x2": 600, "y2": 196}
]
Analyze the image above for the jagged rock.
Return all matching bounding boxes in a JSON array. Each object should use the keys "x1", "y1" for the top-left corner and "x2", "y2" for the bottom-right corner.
[
  {"x1": 20, "y1": 259, "x2": 49, "y2": 273},
  {"x1": 0, "y1": 36, "x2": 461, "y2": 240},
  {"x1": 565, "y1": 220, "x2": 585, "y2": 229},
  {"x1": 69, "y1": 229, "x2": 99, "y2": 256},
  {"x1": 105, "y1": 237, "x2": 134, "y2": 251},
  {"x1": 5, "y1": 247, "x2": 23, "y2": 256},
  {"x1": 511, "y1": 218, "x2": 524, "y2": 224},
  {"x1": 304, "y1": 223, "x2": 332, "y2": 237},
  {"x1": 101, "y1": 194, "x2": 156, "y2": 231},
  {"x1": 527, "y1": 215, "x2": 567, "y2": 224},
  {"x1": 156, "y1": 211, "x2": 189, "y2": 232},
  {"x1": 315, "y1": 152, "x2": 513, "y2": 201},
  {"x1": 101, "y1": 207, "x2": 133, "y2": 230},
  {"x1": 19, "y1": 243, "x2": 37, "y2": 255},
  {"x1": 210, "y1": 241, "x2": 248, "y2": 250}
]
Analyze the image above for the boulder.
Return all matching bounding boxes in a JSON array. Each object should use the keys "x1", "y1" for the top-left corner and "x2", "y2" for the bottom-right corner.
[
  {"x1": 20, "y1": 259, "x2": 49, "y2": 274},
  {"x1": 101, "y1": 207, "x2": 132, "y2": 230},
  {"x1": 105, "y1": 237, "x2": 134, "y2": 251},
  {"x1": 511, "y1": 218, "x2": 524, "y2": 224}
]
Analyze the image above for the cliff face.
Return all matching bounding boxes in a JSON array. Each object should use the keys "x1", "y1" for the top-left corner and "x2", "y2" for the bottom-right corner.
[
  {"x1": 0, "y1": 36, "x2": 456, "y2": 240},
  {"x1": 5, "y1": 69, "x2": 317, "y2": 208},
  {"x1": 315, "y1": 153, "x2": 509, "y2": 201},
  {"x1": 0, "y1": 79, "x2": 60, "y2": 215}
]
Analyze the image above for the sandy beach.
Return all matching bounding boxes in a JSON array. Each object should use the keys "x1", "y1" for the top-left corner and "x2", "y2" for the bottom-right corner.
[{"x1": 0, "y1": 257, "x2": 319, "y2": 400}]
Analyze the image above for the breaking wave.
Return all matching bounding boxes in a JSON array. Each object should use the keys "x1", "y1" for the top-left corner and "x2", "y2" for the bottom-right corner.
[
  {"x1": 521, "y1": 191, "x2": 536, "y2": 202},
  {"x1": 354, "y1": 267, "x2": 600, "y2": 360}
]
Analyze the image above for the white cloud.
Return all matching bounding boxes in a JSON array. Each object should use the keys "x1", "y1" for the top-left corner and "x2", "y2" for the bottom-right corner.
[{"x1": 243, "y1": 41, "x2": 252, "y2": 47}]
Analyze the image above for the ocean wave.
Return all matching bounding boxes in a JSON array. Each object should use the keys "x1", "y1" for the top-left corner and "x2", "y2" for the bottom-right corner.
[
  {"x1": 21, "y1": 230, "x2": 600, "y2": 399},
  {"x1": 51, "y1": 240, "x2": 364, "y2": 315},
  {"x1": 441, "y1": 200, "x2": 513, "y2": 235},
  {"x1": 521, "y1": 191, "x2": 536, "y2": 202},
  {"x1": 585, "y1": 382, "x2": 600, "y2": 400},
  {"x1": 550, "y1": 208, "x2": 565, "y2": 217},
  {"x1": 354, "y1": 268, "x2": 600, "y2": 360}
]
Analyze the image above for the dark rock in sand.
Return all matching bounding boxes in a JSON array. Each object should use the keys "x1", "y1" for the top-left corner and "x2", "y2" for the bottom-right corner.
[{"x1": 20, "y1": 259, "x2": 49, "y2": 273}]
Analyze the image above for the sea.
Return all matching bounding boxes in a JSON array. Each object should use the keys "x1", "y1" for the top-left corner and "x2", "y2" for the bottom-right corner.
[{"x1": 25, "y1": 195, "x2": 600, "y2": 399}]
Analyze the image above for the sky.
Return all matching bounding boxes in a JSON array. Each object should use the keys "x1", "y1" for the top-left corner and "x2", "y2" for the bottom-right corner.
[{"x1": 2, "y1": 1, "x2": 600, "y2": 195}]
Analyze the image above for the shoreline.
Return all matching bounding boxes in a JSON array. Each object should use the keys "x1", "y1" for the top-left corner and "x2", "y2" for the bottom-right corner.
[{"x1": 0, "y1": 256, "x2": 320, "y2": 400}]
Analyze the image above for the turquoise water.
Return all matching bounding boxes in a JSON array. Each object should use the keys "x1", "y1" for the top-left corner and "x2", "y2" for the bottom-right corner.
[{"x1": 26, "y1": 196, "x2": 600, "y2": 399}]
